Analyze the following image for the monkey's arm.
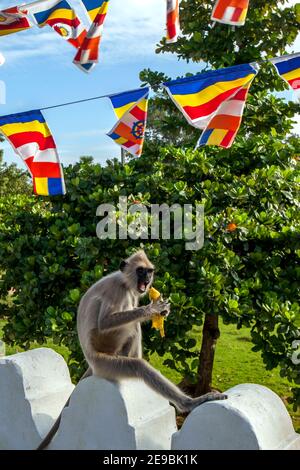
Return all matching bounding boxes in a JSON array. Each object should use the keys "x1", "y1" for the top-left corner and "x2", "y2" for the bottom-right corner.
[{"x1": 100, "y1": 300, "x2": 170, "y2": 332}]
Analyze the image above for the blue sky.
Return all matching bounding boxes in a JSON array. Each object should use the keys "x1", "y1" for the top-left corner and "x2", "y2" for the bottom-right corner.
[{"x1": 0, "y1": 0, "x2": 299, "y2": 170}]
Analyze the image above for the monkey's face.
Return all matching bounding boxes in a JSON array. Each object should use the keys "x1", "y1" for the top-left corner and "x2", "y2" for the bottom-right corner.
[
  {"x1": 136, "y1": 266, "x2": 154, "y2": 294},
  {"x1": 120, "y1": 251, "x2": 154, "y2": 295}
]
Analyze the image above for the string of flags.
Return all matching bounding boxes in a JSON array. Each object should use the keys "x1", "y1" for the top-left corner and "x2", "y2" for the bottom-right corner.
[
  {"x1": 0, "y1": 0, "x2": 110, "y2": 73},
  {"x1": 0, "y1": 0, "x2": 260, "y2": 72},
  {"x1": 0, "y1": 53, "x2": 299, "y2": 196},
  {"x1": 0, "y1": 0, "x2": 177, "y2": 72}
]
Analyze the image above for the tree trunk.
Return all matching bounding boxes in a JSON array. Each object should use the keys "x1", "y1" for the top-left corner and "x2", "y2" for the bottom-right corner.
[{"x1": 195, "y1": 313, "x2": 220, "y2": 397}]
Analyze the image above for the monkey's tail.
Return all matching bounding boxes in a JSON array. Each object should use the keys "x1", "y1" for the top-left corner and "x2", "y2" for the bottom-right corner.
[{"x1": 36, "y1": 367, "x2": 92, "y2": 451}]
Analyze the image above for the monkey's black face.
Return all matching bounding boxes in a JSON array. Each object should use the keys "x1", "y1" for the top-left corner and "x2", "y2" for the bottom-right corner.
[{"x1": 136, "y1": 266, "x2": 154, "y2": 293}]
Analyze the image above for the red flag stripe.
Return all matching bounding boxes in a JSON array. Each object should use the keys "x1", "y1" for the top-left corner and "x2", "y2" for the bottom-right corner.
[
  {"x1": 25, "y1": 158, "x2": 62, "y2": 178},
  {"x1": 183, "y1": 86, "x2": 241, "y2": 121},
  {"x1": 8, "y1": 132, "x2": 56, "y2": 151},
  {"x1": 130, "y1": 106, "x2": 146, "y2": 121}
]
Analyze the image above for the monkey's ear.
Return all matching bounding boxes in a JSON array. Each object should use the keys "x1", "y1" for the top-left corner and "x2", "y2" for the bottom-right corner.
[{"x1": 119, "y1": 260, "x2": 128, "y2": 272}]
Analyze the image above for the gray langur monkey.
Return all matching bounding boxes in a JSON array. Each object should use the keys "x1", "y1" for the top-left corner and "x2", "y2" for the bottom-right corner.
[
  {"x1": 38, "y1": 250, "x2": 226, "y2": 450},
  {"x1": 78, "y1": 250, "x2": 227, "y2": 411}
]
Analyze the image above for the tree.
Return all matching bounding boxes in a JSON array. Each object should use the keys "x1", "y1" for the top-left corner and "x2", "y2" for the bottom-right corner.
[
  {"x1": 140, "y1": 0, "x2": 300, "y2": 397},
  {"x1": 0, "y1": 135, "x2": 31, "y2": 196},
  {"x1": 0, "y1": 1, "x2": 299, "y2": 410}
]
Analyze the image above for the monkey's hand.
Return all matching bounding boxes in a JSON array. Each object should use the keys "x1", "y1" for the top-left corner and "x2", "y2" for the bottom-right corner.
[{"x1": 144, "y1": 300, "x2": 171, "y2": 319}]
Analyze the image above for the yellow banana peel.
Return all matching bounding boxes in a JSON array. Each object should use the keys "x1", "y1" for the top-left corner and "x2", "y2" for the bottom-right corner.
[
  {"x1": 149, "y1": 287, "x2": 161, "y2": 301},
  {"x1": 149, "y1": 287, "x2": 165, "y2": 338}
]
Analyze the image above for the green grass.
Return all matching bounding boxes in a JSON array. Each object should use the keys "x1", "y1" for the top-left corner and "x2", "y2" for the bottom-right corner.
[
  {"x1": 150, "y1": 322, "x2": 300, "y2": 433},
  {"x1": 0, "y1": 319, "x2": 69, "y2": 361},
  {"x1": 1, "y1": 318, "x2": 299, "y2": 433}
]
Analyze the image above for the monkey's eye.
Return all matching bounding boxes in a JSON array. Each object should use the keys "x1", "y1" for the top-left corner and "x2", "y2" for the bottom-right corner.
[
  {"x1": 148, "y1": 268, "x2": 154, "y2": 274},
  {"x1": 136, "y1": 267, "x2": 144, "y2": 274}
]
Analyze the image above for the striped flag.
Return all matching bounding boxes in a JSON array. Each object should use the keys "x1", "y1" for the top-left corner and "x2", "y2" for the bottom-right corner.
[
  {"x1": 0, "y1": 5, "x2": 31, "y2": 37},
  {"x1": 270, "y1": 53, "x2": 300, "y2": 101},
  {"x1": 73, "y1": 0, "x2": 109, "y2": 73},
  {"x1": 107, "y1": 88, "x2": 150, "y2": 157},
  {"x1": 211, "y1": 0, "x2": 250, "y2": 26},
  {"x1": 80, "y1": 0, "x2": 105, "y2": 23},
  {"x1": 164, "y1": 63, "x2": 258, "y2": 148},
  {"x1": 197, "y1": 86, "x2": 251, "y2": 148},
  {"x1": 0, "y1": 110, "x2": 66, "y2": 196},
  {"x1": 29, "y1": 0, "x2": 86, "y2": 49},
  {"x1": 166, "y1": 0, "x2": 180, "y2": 44}
]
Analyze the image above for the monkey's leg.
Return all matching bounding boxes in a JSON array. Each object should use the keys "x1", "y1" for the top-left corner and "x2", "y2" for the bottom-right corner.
[
  {"x1": 89, "y1": 354, "x2": 227, "y2": 413},
  {"x1": 127, "y1": 339, "x2": 142, "y2": 358},
  {"x1": 120, "y1": 337, "x2": 135, "y2": 356},
  {"x1": 121, "y1": 326, "x2": 142, "y2": 358},
  {"x1": 36, "y1": 367, "x2": 92, "y2": 451}
]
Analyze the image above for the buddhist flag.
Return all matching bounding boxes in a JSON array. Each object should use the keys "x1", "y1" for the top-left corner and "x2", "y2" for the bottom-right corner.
[
  {"x1": 29, "y1": 0, "x2": 86, "y2": 49},
  {"x1": 0, "y1": 5, "x2": 31, "y2": 37},
  {"x1": 211, "y1": 0, "x2": 250, "y2": 26},
  {"x1": 197, "y1": 85, "x2": 251, "y2": 148},
  {"x1": 0, "y1": 110, "x2": 66, "y2": 196},
  {"x1": 270, "y1": 53, "x2": 300, "y2": 102},
  {"x1": 164, "y1": 63, "x2": 258, "y2": 148},
  {"x1": 107, "y1": 88, "x2": 150, "y2": 157},
  {"x1": 166, "y1": 0, "x2": 180, "y2": 44},
  {"x1": 73, "y1": 0, "x2": 109, "y2": 73},
  {"x1": 80, "y1": 0, "x2": 105, "y2": 23}
]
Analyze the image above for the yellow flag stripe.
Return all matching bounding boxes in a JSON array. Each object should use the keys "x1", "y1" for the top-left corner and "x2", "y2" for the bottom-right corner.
[
  {"x1": 88, "y1": 2, "x2": 109, "y2": 22},
  {"x1": 173, "y1": 74, "x2": 255, "y2": 108},
  {"x1": 0, "y1": 120, "x2": 52, "y2": 138},
  {"x1": 0, "y1": 28, "x2": 27, "y2": 36},
  {"x1": 207, "y1": 129, "x2": 228, "y2": 145},
  {"x1": 114, "y1": 98, "x2": 147, "y2": 119},
  {"x1": 114, "y1": 101, "x2": 136, "y2": 119},
  {"x1": 282, "y1": 67, "x2": 300, "y2": 82},
  {"x1": 35, "y1": 177, "x2": 49, "y2": 196},
  {"x1": 115, "y1": 136, "x2": 127, "y2": 145},
  {"x1": 40, "y1": 8, "x2": 76, "y2": 24},
  {"x1": 137, "y1": 98, "x2": 147, "y2": 112}
]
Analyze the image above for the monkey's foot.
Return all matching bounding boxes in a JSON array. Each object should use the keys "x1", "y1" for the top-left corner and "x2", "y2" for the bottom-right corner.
[
  {"x1": 182, "y1": 392, "x2": 228, "y2": 412},
  {"x1": 198, "y1": 392, "x2": 228, "y2": 403}
]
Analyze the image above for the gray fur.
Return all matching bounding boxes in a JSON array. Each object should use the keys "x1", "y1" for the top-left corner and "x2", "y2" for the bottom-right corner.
[
  {"x1": 78, "y1": 250, "x2": 227, "y2": 412},
  {"x1": 38, "y1": 250, "x2": 226, "y2": 450}
]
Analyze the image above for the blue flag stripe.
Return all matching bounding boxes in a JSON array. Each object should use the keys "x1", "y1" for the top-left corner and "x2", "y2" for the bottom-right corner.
[
  {"x1": 0, "y1": 110, "x2": 45, "y2": 126},
  {"x1": 109, "y1": 88, "x2": 149, "y2": 109},
  {"x1": 34, "y1": 0, "x2": 71, "y2": 25},
  {"x1": 273, "y1": 56, "x2": 300, "y2": 75},
  {"x1": 81, "y1": 0, "x2": 106, "y2": 11},
  {"x1": 164, "y1": 64, "x2": 256, "y2": 95}
]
